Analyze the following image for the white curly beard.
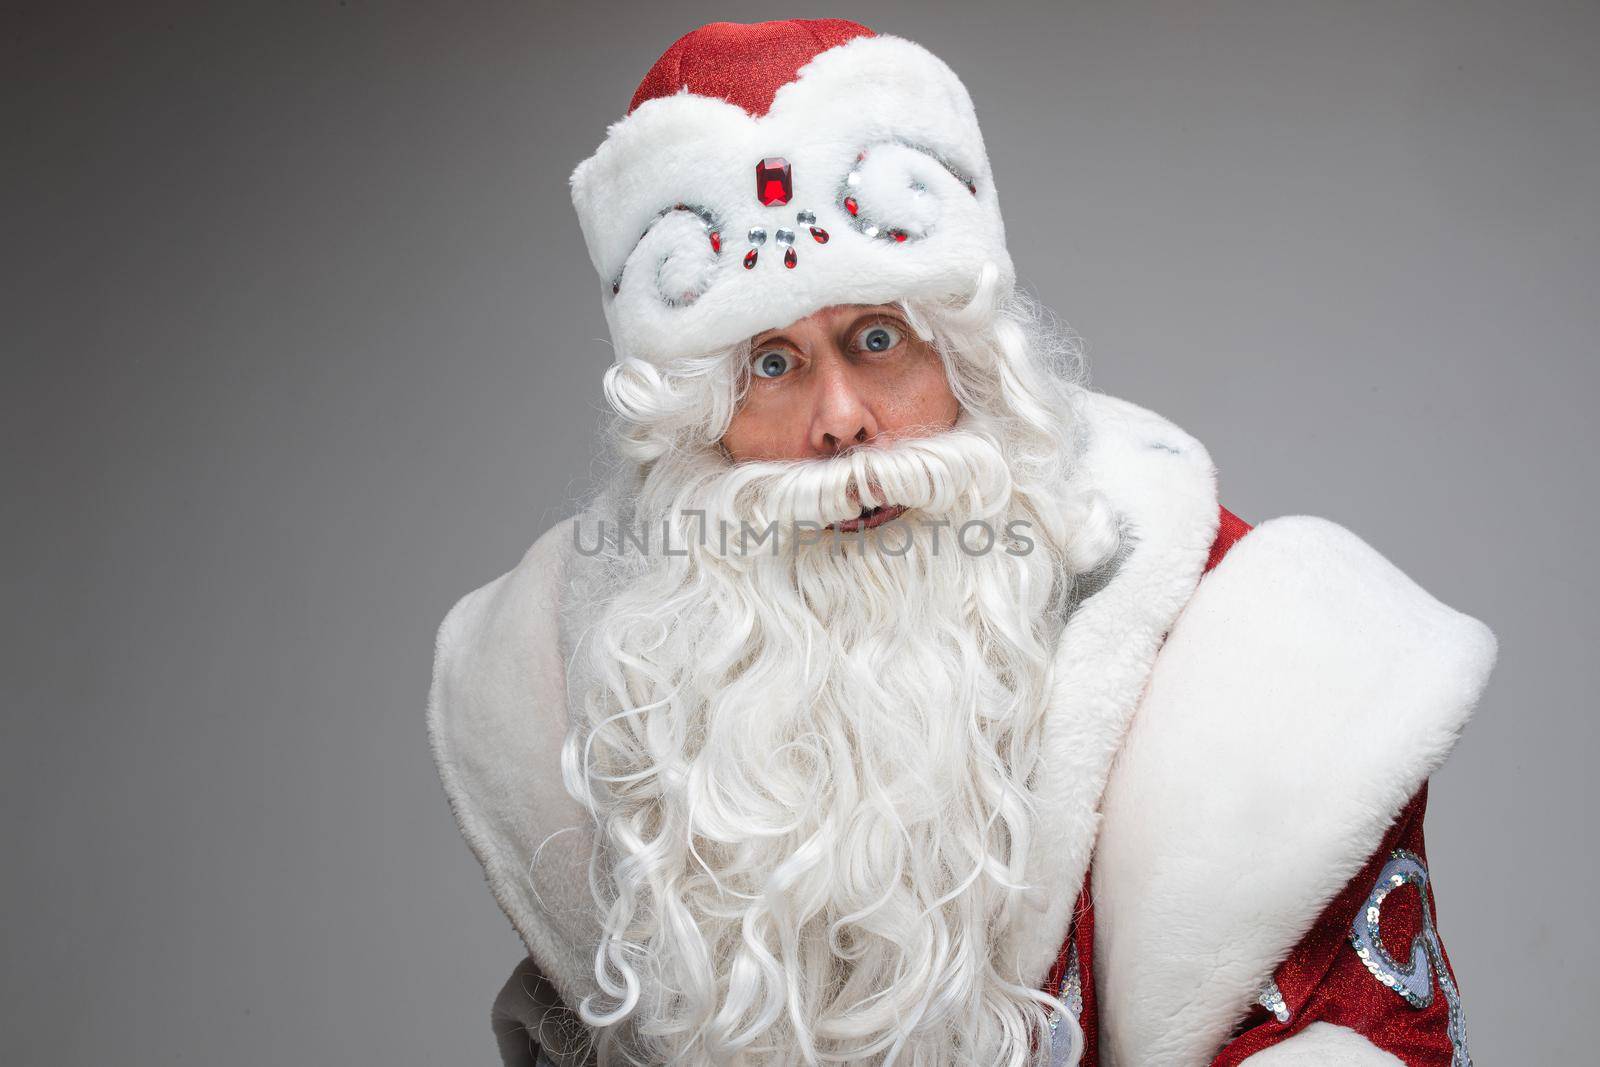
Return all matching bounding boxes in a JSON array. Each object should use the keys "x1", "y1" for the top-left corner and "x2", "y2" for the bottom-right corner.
[{"x1": 562, "y1": 416, "x2": 1083, "y2": 1067}]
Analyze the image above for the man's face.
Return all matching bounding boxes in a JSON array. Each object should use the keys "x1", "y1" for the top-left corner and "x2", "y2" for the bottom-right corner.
[{"x1": 720, "y1": 302, "x2": 960, "y2": 465}]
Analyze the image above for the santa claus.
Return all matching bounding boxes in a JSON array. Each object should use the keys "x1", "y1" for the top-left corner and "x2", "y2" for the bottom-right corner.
[{"x1": 427, "y1": 19, "x2": 1494, "y2": 1067}]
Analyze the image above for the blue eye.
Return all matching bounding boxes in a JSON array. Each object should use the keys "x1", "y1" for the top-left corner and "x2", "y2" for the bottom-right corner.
[
  {"x1": 754, "y1": 350, "x2": 792, "y2": 379},
  {"x1": 859, "y1": 323, "x2": 902, "y2": 353}
]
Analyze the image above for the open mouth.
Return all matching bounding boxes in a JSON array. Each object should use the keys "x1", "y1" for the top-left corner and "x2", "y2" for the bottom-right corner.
[{"x1": 829, "y1": 503, "x2": 908, "y2": 533}]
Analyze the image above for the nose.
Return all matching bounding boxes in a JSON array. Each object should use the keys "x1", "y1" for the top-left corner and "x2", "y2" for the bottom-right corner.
[{"x1": 807, "y1": 353, "x2": 879, "y2": 456}]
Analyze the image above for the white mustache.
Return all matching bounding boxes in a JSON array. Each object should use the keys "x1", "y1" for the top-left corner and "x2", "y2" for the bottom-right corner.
[{"x1": 672, "y1": 426, "x2": 1016, "y2": 533}]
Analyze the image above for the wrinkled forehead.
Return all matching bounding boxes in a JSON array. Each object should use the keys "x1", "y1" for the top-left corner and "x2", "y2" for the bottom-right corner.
[{"x1": 569, "y1": 34, "x2": 1014, "y2": 366}]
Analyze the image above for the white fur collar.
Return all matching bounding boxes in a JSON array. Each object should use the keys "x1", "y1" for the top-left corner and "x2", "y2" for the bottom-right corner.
[
  {"x1": 1089, "y1": 514, "x2": 1498, "y2": 1065},
  {"x1": 997, "y1": 388, "x2": 1221, "y2": 985}
]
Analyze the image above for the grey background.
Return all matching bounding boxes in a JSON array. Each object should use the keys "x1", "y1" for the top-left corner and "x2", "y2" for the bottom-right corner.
[{"x1": 5, "y1": 1, "x2": 1594, "y2": 1062}]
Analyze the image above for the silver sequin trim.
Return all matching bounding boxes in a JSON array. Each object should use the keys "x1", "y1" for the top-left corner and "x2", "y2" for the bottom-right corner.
[
  {"x1": 1046, "y1": 941, "x2": 1083, "y2": 1066},
  {"x1": 1257, "y1": 978, "x2": 1290, "y2": 1024},
  {"x1": 1350, "y1": 849, "x2": 1472, "y2": 1067}
]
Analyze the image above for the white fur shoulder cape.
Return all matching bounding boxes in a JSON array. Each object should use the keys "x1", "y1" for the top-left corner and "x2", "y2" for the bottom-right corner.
[{"x1": 426, "y1": 388, "x2": 1496, "y2": 1066}]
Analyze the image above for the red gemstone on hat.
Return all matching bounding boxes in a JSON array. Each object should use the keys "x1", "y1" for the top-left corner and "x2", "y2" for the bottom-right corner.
[
  {"x1": 709, "y1": 231, "x2": 721, "y2": 252},
  {"x1": 892, "y1": 230, "x2": 908, "y2": 243},
  {"x1": 844, "y1": 197, "x2": 859, "y2": 216},
  {"x1": 744, "y1": 248, "x2": 759, "y2": 269},
  {"x1": 784, "y1": 247, "x2": 797, "y2": 268},
  {"x1": 810, "y1": 226, "x2": 829, "y2": 243},
  {"x1": 756, "y1": 157, "x2": 792, "y2": 206}
]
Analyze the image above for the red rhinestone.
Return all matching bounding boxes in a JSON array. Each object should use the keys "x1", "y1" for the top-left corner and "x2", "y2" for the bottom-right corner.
[
  {"x1": 892, "y1": 230, "x2": 908, "y2": 243},
  {"x1": 755, "y1": 157, "x2": 792, "y2": 206},
  {"x1": 844, "y1": 197, "x2": 858, "y2": 216},
  {"x1": 709, "y1": 231, "x2": 721, "y2": 252},
  {"x1": 784, "y1": 247, "x2": 797, "y2": 269},
  {"x1": 611, "y1": 280, "x2": 619, "y2": 294},
  {"x1": 810, "y1": 226, "x2": 829, "y2": 244},
  {"x1": 743, "y1": 248, "x2": 758, "y2": 269}
]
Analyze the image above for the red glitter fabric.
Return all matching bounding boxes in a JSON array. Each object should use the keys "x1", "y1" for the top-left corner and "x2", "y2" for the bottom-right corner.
[
  {"x1": 627, "y1": 19, "x2": 876, "y2": 117},
  {"x1": 1208, "y1": 504, "x2": 1253, "y2": 572}
]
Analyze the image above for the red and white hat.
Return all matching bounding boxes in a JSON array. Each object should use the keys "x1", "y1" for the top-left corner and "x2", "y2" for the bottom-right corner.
[{"x1": 569, "y1": 19, "x2": 1014, "y2": 365}]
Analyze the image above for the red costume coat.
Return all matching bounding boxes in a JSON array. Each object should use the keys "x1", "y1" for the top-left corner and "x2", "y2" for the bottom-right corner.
[
  {"x1": 427, "y1": 389, "x2": 1495, "y2": 1066},
  {"x1": 1041, "y1": 508, "x2": 1474, "y2": 1066}
]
